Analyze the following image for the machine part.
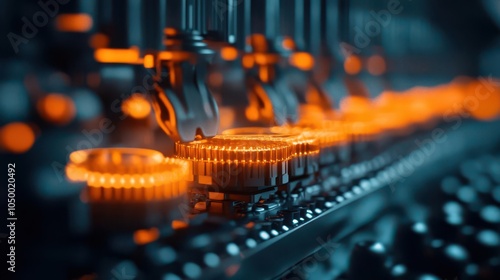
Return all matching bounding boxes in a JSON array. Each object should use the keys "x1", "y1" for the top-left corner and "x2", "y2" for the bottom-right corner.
[
  {"x1": 66, "y1": 148, "x2": 190, "y2": 230},
  {"x1": 66, "y1": 148, "x2": 189, "y2": 201},
  {"x1": 222, "y1": 126, "x2": 320, "y2": 177},
  {"x1": 273, "y1": 121, "x2": 350, "y2": 166},
  {"x1": 150, "y1": 28, "x2": 219, "y2": 142},
  {"x1": 176, "y1": 134, "x2": 293, "y2": 191},
  {"x1": 245, "y1": 34, "x2": 300, "y2": 125}
]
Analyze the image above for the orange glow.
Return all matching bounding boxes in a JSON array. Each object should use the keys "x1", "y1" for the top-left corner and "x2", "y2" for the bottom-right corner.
[
  {"x1": 164, "y1": 27, "x2": 178, "y2": 36},
  {"x1": 37, "y1": 93, "x2": 76, "y2": 125},
  {"x1": 159, "y1": 51, "x2": 173, "y2": 60},
  {"x1": 248, "y1": 34, "x2": 268, "y2": 52},
  {"x1": 157, "y1": 51, "x2": 191, "y2": 61},
  {"x1": 466, "y1": 80, "x2": 500, "y2": 120},
  {"x1": 344, "y1": 55, "x2": 362, "y2": 75},
  {"x1": 133, "y1": 227, "x2": 160, "y2": 245},
  {"x1": 289, "y1": 52, "x2": 315, "y2": 71},
  {"x1": 218, "y1": 107, "x2": 236, "y2": 131},
  {"x1": 367, "y1": 55, "x2": 386, "y2": 76},
  {"x1": 176, "y1": 135, "x2": 293, "y2": 187},
  {"x1": 221, "y1": 46, "x2": 238, "y2": 61},
  {"x1": 242, "y1": 55, "x2": 255, "y2": 68},
  {"x1": 221, "y1": 127, "x2": 320, "y2": 177},
  {"x1": 254, "y1": 53, "x2": 279, "y2": 65},
  {"x1": 94, "y1": 47, "x2": 141, "y2": 64},
  {"x1": 405, "y1": 88, "x2": 437, "y2": 125},
  {"x1": 208, "y1": 72, "x2": 224, "y2": 87},
  {"x1": 245, "y1": 222, "x2": 255, "y2": 229},
  {"x1": 55, "y1": 14, "x2": 93, "y2": 32},
  {"x1": 122, "y1": 94, "x2": 152, "y2": 119},
  {"x1": 339, "y1": 96, "x2": 371, "y2": 116},
  {"x1": 0, "y1": 122, "x2": 35, "y2": 154},
  {"x1": 274, "y1": 122, "x2": 350, "y2": 165},
  {"x1": 171, "y1": 220, "x2": 188, "y2": 230},
  {"x1": 66, "y1": 148, "x2": 189, "y2": 201},
  {"x1": 259, "y1": 66, "x2": 269, "y2": 82},
  {"x1": 282, "y1": 37, "x2": 295, "y2": 51},
  {"x1": 337, "y1": 96, "x2": 386, "y2": 140},
  {"x1": 89, "y1": 33, "x2": 109, "y2": 49},
  {"x1": 143, "y1": 54, "x2": 155, "y2": 68},
  {"x1": 247, "y1": 84, "x2": 274, "y2": 122},
  {"x1": 373, "y1": 92, "x2": 414, "y2": 130},
  {"x1": 245, "y1": 106, "x2": 259, "y2": 121},
  {"x1": 298, "y1": 104, "x2": 326, "y2": 122}
]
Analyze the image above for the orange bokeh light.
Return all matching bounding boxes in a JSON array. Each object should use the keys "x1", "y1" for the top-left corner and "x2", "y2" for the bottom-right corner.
[
  {"x1": 466, "y1": 80, "x2": 500, "y2": 120},
  {"x1": 221, "y1": 46, "x2": 238, "y2": 61},
  {"x1": 133, "y1": 227, "x2": 160, "y2": 245},
  {"x1": 0, "y1": 122, "x2": 35, "y2": 154},
  {"x1": 344, "y1": 55, "x2": 362, "y2": 75},
  {"x1": 367, "y1": 55, "x2": 386, "y2": 76},
  {"x1": 248, "y1": 34, "x2": 268, "y2": 52},
  {"x1": 282, "y1": 37, "x2": 295, "y2": 51},
  {"x1": 37, "y1": 93, "x2": 76, "y2": 125},
  {"x1": 289, "y1": 52, "x2": 315, "y2": 71},
  {"x1": 121, "y1": 94, "x2": 152, "y2": 119},
  {"x1": 94, "y1": 47, "x2": 141, "y2": 64},
  {"x1": 55, "y1": 14, "x2": 93, "y2": 32},
  {"x1": 242, "y1": 55, "x2": 255, "y2": 68},
  {"x1": 339, "y1": 95, "x2": 371, "y2": 116},
  {"x1": 143, "y1": 54, "x2": 155, "y2": 68},
  {"x1": 164, "y1": 27, "x2": 178, "y2": 36},
  {"x1": 89, "y1": 33, "x2": 109, "y2": 49},
  {"x1": 171, "y1": 220, "x2": 188, "y2": 230}
]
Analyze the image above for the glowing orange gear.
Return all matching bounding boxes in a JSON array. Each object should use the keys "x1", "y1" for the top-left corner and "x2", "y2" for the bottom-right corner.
[
  {"x1": 176, "y1": 135, "x2": 293, "y2": 189},
  {"x1": 273, "y1": 121, "x2": 350, "y2": 165},
  {"x1": 222, "y1": 127, "x2": 320, "y2": 176},
  {"x1": 66, "y1": 148, "x2": 189, "y2": 201}
]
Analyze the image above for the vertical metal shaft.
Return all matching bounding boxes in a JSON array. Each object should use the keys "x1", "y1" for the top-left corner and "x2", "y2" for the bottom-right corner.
[
  {"x1": 339, "y1": 0, "x2": 350, "y2": 45},
  {"x1": 196, "y1": 0, "x2": 204, "y2": 33},
  {"x1": 181, "y1": 0, "x2": 187, "y2": 30},
  {"x1": 243, "y1": 0, "x2": 251, "y2": 51},
  {"x1": 325, "y1": 0, "x2": 340, "y2": 56},
  {"x1": 227, "y1": 0, "x2": 237, "y2": 43},
  {"x1": 309, "y1": 0, "x2": 321, "y2": 54},
  {"x1": 127, "y1": 0, "x2": 142, "y2": 46},
  {"x1": 294, "y1": 0, "x2": 305, "y2": 50},
  {"x1": 165, "y1": 0, "x2": 183, "y2": 29},
  {"x1": 279, "y1": 0, "x2": 295, "y2": 38},
  {"x1": 265, "y1": 0, "x2": 280, "y2": 38},
  {"x1": 142, "y1": 0, "x2": 166, "y2": 50}
]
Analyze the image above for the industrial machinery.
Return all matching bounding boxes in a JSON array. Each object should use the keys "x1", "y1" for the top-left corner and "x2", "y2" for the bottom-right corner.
[{"x1": 1, "y1": 0, "x2": 500, "y2": 279}]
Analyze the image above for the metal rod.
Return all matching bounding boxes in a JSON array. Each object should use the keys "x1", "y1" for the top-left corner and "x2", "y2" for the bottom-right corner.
[
  {"x1": 265, "y1": 0, "x2": 279, "y2": 38},
  {"x1": 309, "y1": 0, "x2": 321, "y2": 54},
  {"x1": 294, "y1": 0, "x2": 305, "y2": 50},
  {"x1": 227, "y1": 0, "x2": 237, "y2": 43},
  {"x1": 325, "y1": 0, "x2": 340, "y2": 53},
  {"x1": 181, "y1": 0, "x2": 187, "y2": 30},
  {"x1": 244, "y1": 0, "x2": 251, "y2": 51}
]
